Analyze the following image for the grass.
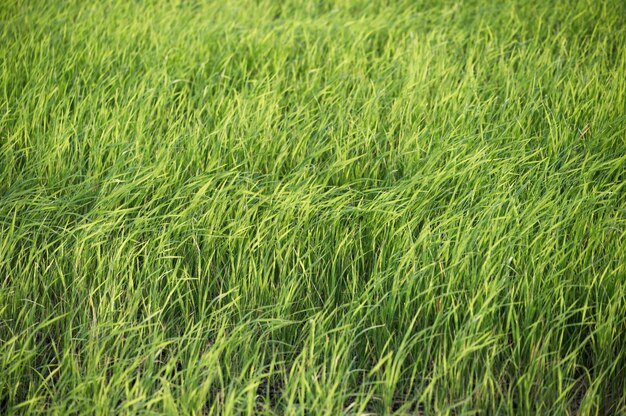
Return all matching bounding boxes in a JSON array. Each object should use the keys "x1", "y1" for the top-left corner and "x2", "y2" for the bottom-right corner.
[{"x1": 1, "y1": 0, "x2": 626, "y2": 414}]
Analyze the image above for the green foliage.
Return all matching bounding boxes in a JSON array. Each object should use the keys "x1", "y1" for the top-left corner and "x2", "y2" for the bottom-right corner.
[{"x1": 1, "y1": 0, "x2": 625, "y2": 414}]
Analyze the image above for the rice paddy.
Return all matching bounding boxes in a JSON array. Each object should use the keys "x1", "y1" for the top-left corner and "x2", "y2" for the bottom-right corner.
[{"x1": 1, "y1": 0, "x2": 625, "y2": 414}]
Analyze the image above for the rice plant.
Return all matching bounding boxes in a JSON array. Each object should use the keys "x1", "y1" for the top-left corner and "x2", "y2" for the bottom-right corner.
[{"x1": 1, "y1": 0, "x2": 625, "y2": 414}]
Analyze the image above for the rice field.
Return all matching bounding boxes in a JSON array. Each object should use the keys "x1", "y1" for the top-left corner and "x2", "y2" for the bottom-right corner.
[{"x1": 1, "y1": 0, "x2": 626, "y2": 414}]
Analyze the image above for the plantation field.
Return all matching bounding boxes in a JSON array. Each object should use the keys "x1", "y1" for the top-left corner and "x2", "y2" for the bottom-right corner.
[{"x1": 1, "y1": 0, "x2": 626, "y2": 414}]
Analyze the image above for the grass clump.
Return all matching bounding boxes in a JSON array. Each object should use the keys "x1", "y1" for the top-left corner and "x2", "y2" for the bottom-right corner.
[{"x1": 1, "y1": 0, "x2": 625, "y2": 414}]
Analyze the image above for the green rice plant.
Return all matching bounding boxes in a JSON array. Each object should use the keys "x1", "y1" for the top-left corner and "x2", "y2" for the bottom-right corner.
[{"x1": 1, "y1": 0, "x2": 625, "y2": 414}]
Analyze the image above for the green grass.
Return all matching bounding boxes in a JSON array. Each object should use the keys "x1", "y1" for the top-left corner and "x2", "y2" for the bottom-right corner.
[{"x1": 1, "y1": 0, "x2": 626, "y2": 414}]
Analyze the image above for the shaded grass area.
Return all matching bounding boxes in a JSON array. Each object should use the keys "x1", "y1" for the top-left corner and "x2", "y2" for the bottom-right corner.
[{"x1": 1, "y1": 0, "x2": 625, "y2": 414}]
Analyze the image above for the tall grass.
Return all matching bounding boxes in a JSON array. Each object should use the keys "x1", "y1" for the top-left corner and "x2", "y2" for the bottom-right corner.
[{"x1": 1, "y1": 0, "x2": 625, "y2": 414}]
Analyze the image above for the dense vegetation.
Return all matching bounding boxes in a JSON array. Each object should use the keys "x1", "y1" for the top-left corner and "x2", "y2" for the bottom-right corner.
[{"x1": 1, "y1": 0, "x2": 625, "y2": 414}]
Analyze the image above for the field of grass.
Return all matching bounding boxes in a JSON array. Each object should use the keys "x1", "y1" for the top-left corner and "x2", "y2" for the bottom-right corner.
[{"x1": 1, "y1": 0, "x2": 626, "y2": 414}]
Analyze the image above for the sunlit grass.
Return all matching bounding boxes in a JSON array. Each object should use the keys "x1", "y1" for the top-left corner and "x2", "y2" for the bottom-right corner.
[{"x1": 1, "y1": 0, "x2": 625, "y2": 414}]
